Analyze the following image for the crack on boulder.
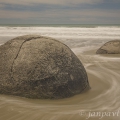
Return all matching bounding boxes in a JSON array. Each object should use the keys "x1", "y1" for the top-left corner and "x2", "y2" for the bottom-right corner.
[{"x1": 10, "y1": 36, "x2": 42, "y2": 82}]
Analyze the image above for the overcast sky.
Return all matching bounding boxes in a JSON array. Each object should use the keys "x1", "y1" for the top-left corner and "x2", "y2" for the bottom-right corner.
[{"x1": 0, "y1": 0, "x2": 120, "y2": 24}]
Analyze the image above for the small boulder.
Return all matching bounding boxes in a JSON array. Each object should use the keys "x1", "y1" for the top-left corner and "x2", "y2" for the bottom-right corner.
[
  {"x1": 0, "y1": 35, "x2": 90, "y2": 99},
  {"x1": 96, "y1": 40, "x2": 120, "y2": 54}
]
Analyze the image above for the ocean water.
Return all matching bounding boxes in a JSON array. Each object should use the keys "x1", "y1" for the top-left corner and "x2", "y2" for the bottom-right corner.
[{"x1": 0, "y1": 25, "x2": 120, "y2": 120}]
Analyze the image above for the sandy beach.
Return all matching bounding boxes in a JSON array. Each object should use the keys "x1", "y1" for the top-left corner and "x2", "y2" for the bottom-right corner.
[{"x1": 0, "y1": 26, "x2": 120, "y2": 120}]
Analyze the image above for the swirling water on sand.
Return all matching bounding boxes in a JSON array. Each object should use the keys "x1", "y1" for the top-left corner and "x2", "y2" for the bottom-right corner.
[{"x1": 0, "y1": 25, "x2": 120, "y2": 120}]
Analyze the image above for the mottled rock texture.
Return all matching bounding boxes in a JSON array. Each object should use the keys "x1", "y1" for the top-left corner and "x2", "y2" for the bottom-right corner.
[
  {"x1": 96, "y1": 40, "x2": 120, "y2": 54},
  {"x1": 0, "y1": 35, "x2": 90, "y2": 99}
]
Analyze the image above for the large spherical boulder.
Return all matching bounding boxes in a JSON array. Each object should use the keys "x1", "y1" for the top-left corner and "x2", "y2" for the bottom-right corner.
[
  {"x1": 96, "y1": 40, "x2": 120, "y2": 54},
  {"x1": 0, "y1": 35, "x2": 90, "y2": 99}
]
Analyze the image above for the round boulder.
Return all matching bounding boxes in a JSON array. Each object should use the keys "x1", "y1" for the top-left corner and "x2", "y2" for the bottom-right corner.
[
  {"x1": 0, "y1": 35, "x2": 90, "y2": 99},
  {"x1": 96, "y1": 40, "x2": 120, "y2": 54}
]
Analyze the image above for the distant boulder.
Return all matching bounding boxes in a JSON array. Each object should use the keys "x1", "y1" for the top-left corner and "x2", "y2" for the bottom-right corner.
[
  {"x1": 96, "y1": 40, "x2": 120, "y2": 54},
  {"x1": 0, "y1": 35, "x2": 90, "y2": 99}
]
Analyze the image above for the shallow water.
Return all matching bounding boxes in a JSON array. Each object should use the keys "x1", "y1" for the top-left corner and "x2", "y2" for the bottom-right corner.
[{"x1": 0, "y1": 26, "x2": 120, "y2": 120}]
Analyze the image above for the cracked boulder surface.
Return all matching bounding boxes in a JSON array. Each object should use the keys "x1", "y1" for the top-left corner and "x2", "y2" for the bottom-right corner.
[
  {"x1": 0, "y1": 35, "x2": 90, "y2": 99},
  {"x1": 96, "y1": 40, "x2": 120, "y2": 54}
]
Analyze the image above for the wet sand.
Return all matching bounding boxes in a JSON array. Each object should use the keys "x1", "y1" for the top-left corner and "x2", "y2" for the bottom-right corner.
[{"x1": 0, "y1": 46, "x2": 120, "y2": 120}]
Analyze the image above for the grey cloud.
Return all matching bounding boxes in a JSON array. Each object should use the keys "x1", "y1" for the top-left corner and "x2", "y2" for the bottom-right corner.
[
  {"x1": 0, "y1": 8, "x2": 119, "y2": 22},
  {"x1": 0, "y1": 0, "x2": 120, "y2": 24},
  {"x1": 0, "y1": 4, "x2": 5, "y2": 8},
  {"x1": 0, "y1": 0, "x2": 103, "y2": 5}
]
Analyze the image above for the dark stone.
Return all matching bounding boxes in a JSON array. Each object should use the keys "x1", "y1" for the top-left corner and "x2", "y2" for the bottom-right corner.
[
  {"x1": 96, "y1": 40, "x2": 120, "y2": 54},
  {"x1": 0, "y1": 35, "x2": 90, "y2": 99}
]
